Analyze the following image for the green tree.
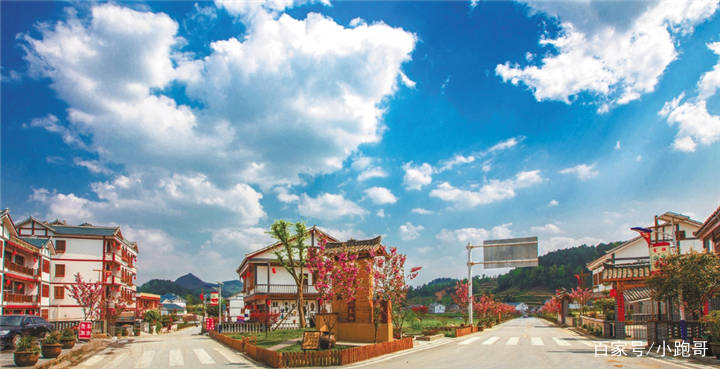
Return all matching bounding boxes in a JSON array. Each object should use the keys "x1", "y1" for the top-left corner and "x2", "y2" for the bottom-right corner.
[
  {"x1": 143, "y1": 309, "x2": 161, "y2": 323},
  {"x1": 270, "y1": 220, "x2": 311, "y2": 328},
  {"x1": 647, "y1": 251, "x2": 720, "y2": 318}
]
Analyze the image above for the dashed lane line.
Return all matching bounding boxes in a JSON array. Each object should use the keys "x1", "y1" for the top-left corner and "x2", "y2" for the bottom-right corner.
[
  {"x1": 506, "y1": 337, "x2": 519, "y2": 345},
  {"x1": 531, "y1": 337, "x2": 544, "y2": 346},
  {"x1": 459, "y1": 337, "x2": 481, "y2": 345},
  {"x1": 481, "y1": 337, "x2": 500, "y2": 345}
]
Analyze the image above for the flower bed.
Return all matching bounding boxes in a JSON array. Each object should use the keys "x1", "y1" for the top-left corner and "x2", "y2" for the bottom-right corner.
[{"x1": 210, "y1": 331, "x2": 413, "y2": 368}]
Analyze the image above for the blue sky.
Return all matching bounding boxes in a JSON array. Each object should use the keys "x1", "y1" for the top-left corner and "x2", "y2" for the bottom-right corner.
[{"x1": 2, "y1": 1, "x2": 720, "y2": 284}]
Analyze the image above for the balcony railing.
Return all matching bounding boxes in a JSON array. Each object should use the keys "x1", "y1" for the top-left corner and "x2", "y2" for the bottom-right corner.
[
  {"x1": 248, "y1": 284, "x2": 318, "y2": 295},
  {"x1": 4, "y1": 260, "x2": 36, "y2": 276},
  {"x1": 4, "y1": 293, "x2": 36, "y2": 303}
]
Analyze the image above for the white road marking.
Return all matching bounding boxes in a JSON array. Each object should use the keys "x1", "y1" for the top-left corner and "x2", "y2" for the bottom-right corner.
[
  {"x1": 135, "y1": 350, "x2": 155, "y2": 368},
  {"x1": 100, "y1": 353, "x2": 128, "y2": 369},
  {"x1": 214, "y1": 347, "x2": 243, "y2": 364},
  {"x1": 552, "y1": 337, "x2": 570, "y2": 346},
  {"x1": 169, "y1": 349, "x2": 184, "y2": 367},
  {"x1": 506, "y1": 337, "x2": 519, "y2": 345},
  {"x1": 531, "y1": 337, "x2": 544, "y2": 346},
  {"x1": 459, "y1": 336, "x2": 481, "y2": 345},
  {"x1": 481, "y1": 337, "x2": 500, "y2": 345},
  {"x1": 194, "y1": 348, "x2": 216, "y2": 364}
]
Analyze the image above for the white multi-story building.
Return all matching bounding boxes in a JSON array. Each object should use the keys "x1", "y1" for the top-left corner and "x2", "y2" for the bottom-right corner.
[
  {"x1": 14, "y1": 217, "x2": 138, "y2": 321},
  {"x1": 228, "y1": 292, "x2": 245, "y2": 322}
]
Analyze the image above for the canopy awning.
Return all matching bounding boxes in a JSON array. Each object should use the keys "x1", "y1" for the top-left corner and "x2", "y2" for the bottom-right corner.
[{"x1": 624, "y1": 287, "x2": 652, "y2": 302}]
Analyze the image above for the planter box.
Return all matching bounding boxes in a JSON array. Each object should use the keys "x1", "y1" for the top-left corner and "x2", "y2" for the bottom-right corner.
[{"x1": 416, "y1": 333, "x2": 444, "y2": 341}]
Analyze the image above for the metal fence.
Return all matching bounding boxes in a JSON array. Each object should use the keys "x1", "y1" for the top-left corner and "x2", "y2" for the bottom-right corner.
[
  {"x1": 219, "y1": 322, "x2": 264, "y2": 334},
  {"x1": 51, "y1": 320, "x2": 105, "y2": 333}
]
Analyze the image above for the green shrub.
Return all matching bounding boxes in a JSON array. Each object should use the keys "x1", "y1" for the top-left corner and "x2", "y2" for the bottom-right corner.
[
  {"x1": 700, "y1": 310, "x2": 720, "y2": 342},
  {"x1": 42, "y1": 331, "x2": 61, "y2": 345},
  {"x1": 16, "y1": 335, "x2": 40, "y2": 353},
  {"x1": 61, "y1": 328, "x2": 76, "y2": 340}
]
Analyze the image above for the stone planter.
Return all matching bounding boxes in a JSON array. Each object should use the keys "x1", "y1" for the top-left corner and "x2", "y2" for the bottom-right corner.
[
  {"x1": 61, "y1": 339, "x2": 76, "y2": 349},
  {"x1": 13, "y1": 351, "x2": 40, "y2": 367},
  {"x1": 709, "y1": 342, "x2": 720, "y2": 359},
  {"x1": 41, "y1": 343, "x2": 62, "y2": 358}
]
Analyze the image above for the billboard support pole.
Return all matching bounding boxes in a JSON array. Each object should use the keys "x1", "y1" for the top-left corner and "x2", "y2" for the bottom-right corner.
[{"x1": 467, "y1": 243, "x2": 473, "y2": 326}]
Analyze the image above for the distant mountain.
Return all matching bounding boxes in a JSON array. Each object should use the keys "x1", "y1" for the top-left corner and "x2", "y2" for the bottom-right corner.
[
  {"x1": 407, "y1": 241, "x2": 621, "y2": 307},
  {"x1": 175, "y1": 273, "x2": 214, "y2": 291},
  {"x1": 139, "y1": 274, "x2": 243, "y2": 302}
]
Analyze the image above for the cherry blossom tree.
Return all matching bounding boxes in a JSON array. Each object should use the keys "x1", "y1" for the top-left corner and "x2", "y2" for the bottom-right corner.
[
  {"x1": 65, "y1": 273, "x2": 104, "y2": 321},
  {"x1": 452, "y1": 280, "x2": 470, "y2": 323},
  {"x1": 366, "y1": 245, "x2": 420, "y2": 342},
  {"x1": 569, "y1": 287, "x2": 593, "y2": 315},
  {"x1": 307, "y1": 237, "x2": 362, "y2": 307}
]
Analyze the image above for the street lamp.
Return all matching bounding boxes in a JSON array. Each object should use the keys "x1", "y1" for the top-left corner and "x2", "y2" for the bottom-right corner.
[{"x1": 217, "y1": 281, "x2": 223, "y2": 332}]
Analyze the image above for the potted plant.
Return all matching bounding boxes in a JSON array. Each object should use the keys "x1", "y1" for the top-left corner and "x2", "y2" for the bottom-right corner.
[
  {"x1": 60, "y1": 328, "x2": 77, "y2": 349},
  {"x1": 134, "y1": 328, "x2": 141, "y2": 336},
  {"x1": 13, "y1": 336, "x2": 40, "y2": 367},
  {"x1": 41, "y1": 331, "x2": 62, "y2": 359},
  {"x1": 700, "y1": 310, "x2": 720, "y2": 358}
]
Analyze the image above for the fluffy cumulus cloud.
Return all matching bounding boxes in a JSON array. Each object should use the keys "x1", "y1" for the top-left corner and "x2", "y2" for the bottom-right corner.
[
  {"x1": 402, "y1": 162, "x2": 433, "y2": 190},
  {"x1": 436, "y1": 223, "x2": 513, "y2": 244},
  {"x1": 559, "y1": 163, "x2": 598, "y2": 180},
  {"x1": 364, "y1": 187, "x2": 397, "y2": 205},
  {"x1": 298, "y1": 193, "x2": 367, "y2": 220},
  {"x1": 411, "y1": 208, "x2": 434, "y2": 215},
  {"x1": 399, "y1": 222, "x2": 424, "y2": 240},
  {"x1": 530, "y1": 223, "x2": 562, "y2": 234},
  {"x1": 352, "y1": 156, "x2": 389, "y2": 182},
  {"x1": 659, "y1": 42, "x2": 720, "y2": 152},
  {"x1": 429, "y1": 170, "x2": 543, "y2": 208},
  {"x1": 548, "y1": 199, "x2": 559, "y2": 207},
  {"x1": 497, "y1": 0, "x2": 719, "y2": 112}
]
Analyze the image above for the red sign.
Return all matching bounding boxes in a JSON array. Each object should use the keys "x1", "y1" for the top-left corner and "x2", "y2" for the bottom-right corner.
[
  {"x1": 206, "y1": 317, "x2": 215, "y2": 331},
  {"x1": 78, "y1": 321, "x2": 92, "y2": 340},
  {"x1": 210, "y1": 292, "x2": 219, "y2": 306}
]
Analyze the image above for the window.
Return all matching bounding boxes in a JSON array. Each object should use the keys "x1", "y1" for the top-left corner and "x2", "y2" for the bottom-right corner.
[
  {"x1": 54, "y1": 286, "x2": 65, "y2": 299},
  {"x1": 303, "y1": 273, "x2": 309, "y2": 286},
  {"x1": 272, "y1": 301, "x2": 278, "y2": 307},
  {"x1": 14, "y1": 255, "x2": 24, "y2": 265},
  {"x1": 43, "y1": 260, "x2": 50, "y2": 273},
  {"x1": 41, "y1": 309, "x2": 48, "y2": 320},
  {"x1": 347, "y1": 301, "x2": 356, "y2": 322},
  {"x1": 55, "y1": 264, "x2": 65, "y2": 278},
  {"x1": 55, "y1": 240, "x2": 66, "y2": 253},
  {"x1": 42, "y1": 284, "x2": 49, "y2": 298}
]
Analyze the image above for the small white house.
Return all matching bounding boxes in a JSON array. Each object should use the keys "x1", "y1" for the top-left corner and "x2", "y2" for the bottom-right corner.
[
  {"x1": 429, "y1": 302, "x2": 446, "y2": 314},
  {"x1": 228, "y1": 293, "x2": 246, "y2": 322}
]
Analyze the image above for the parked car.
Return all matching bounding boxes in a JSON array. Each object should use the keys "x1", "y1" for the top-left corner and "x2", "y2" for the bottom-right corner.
[{"x1": 1, "y1": 315, "x2": 53, "y2": 349}]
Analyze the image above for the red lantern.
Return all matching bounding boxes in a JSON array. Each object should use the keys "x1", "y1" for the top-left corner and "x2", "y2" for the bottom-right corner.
[
  {"x1": 5, "y1": 279, "x2": 10, "y2": 286},
  {"x1": 272, "y1": 267, "x2": 276, "y2": 274},
  {"x1": 12, "y1": 250, "x2": 16, "y2": 256},
  {"x1": 266, "y1": 299, "x2": 271, "y2": 306},
  {"x1": 33, "y1": 257, "x2": 38, "y2": 263}
]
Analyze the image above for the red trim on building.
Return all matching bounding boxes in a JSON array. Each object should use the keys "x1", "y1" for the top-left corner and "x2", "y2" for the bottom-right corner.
[
  {"x1": 4, "y1": 305, "x2": 40, "y2": 308},
  {"x1": 5, "y1": 273, "x2": 39, "y2": 282},
  {"x1": 52, "y1": 258, "x2": 106, "y2": 262}
]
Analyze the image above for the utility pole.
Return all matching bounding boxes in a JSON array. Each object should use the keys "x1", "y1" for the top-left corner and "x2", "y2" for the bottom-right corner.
[
  {"x1": 466, "y1": 243, "x2": 484, "y2": 326},
  {"x1": 217, "y1": 282, "x2": 223, "y2": 332}
]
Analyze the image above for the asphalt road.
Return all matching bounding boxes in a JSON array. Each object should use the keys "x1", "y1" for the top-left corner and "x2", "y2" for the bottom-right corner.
[
  {"x1": 338, "y1": 317, "x2": 718, "y2": 369},
  {"x1": 72, "y1": 326, "x2": 260, "y2": 369}
]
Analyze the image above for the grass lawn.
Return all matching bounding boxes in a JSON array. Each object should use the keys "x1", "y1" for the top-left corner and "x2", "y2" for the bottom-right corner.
[
  {"x1": 230, "y1": 328, "x2": 311, "y2": 348},
  {"x1": 277, "y1": 342, "x2": 355, "y2": 353},
  {"x1": 400, "y1": 315, "x2": 465, "y2": 335}
]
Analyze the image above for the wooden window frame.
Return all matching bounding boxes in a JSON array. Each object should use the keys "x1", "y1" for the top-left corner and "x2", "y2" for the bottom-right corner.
[
  {"x1": 54, "y1": 286, "x2": 65, "y2": 299},
  {"x1": 55, "y1": 240, "x2": 66, "y2": 253},
  {"x1": 43, "y1": 260, "x2": 50, "y2": 273},
  {"x1": 55, "y1": 264, "x2": 65, "y2": 278},
  {"x1": 42, "y1": 284, "x2": 49, "y2": 298}
]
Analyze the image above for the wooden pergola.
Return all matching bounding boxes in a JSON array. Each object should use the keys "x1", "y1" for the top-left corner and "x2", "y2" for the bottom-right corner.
[{"x1": 600, "y1": 262, "x2": 651, "y2": 339}]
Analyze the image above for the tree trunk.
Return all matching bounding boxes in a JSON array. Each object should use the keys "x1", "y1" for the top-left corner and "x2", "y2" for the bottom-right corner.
[{"x1": 297, "y1": 288, "x2": 306, "y2": 328}]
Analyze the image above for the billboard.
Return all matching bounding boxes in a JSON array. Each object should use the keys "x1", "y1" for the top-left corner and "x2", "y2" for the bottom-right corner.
[
  {"x1": 210, "y1": 292, "x2": 219, "y2": 306},
  {"x1": 482, "y1": 237, "x2": 538, "y2": 269}
]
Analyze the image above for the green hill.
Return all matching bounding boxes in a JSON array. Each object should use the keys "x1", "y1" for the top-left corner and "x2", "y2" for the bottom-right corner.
[{"x1": 407, "y1": 241, "x2": 619, "y2": 307}]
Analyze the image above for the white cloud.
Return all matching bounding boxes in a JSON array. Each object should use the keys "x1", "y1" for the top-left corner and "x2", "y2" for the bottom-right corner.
[
  {"x1": 530, "y1": 223, "x2": 562, "y2": 234},
  {"x1": 539, "y1": 236, "x2": 605, "y2": 255},
  {"x1": 402, "y1": 162, "x2": 433, "y2": 191},
  {"x1": 497, "y1": 0, "x2": 719, "y2": 111},
  {"x1": 416, "y1": 246, "x2": 434, "y2": 254},
  {"x1": 73, "y1": 158, "x2": 112, "y2": 175},
  {"x1": 411, "y1": 208, "x2": 434, "y2": 215},
  {"x1": 399, "y1": 222, "x2": 424, "y2": 240},
  {"x1": 659, "y1": 42, "x2": 720, "y2": 152},
  {"x1": 438, "y1": 155, "x2": 475, "y2": 172},
  {"x1": 376, "y1": 209, "x2": 386, "y2": 218},
  {"x1": 615, "y1": 141, "x2": 621, "y2": 150},
  {"x1": 436, "y1": 223, "x2": 513, "y2": 244},
  {"x1": 297, "y1": 193, "x2": 366, "y2": 220},
  {"x1": 351, "y1": 156, "x2": 389, "y2": 181},
  {"x1": 26, "y1": 115, "x2": 88, "y2": 150},
  {"x1": 22, "y1": 4, "x2": 416, "y2": 190},
  {"x1": 275, "y1": 186, "x2": 299, "y2": 203},
  {"x1": 215, "y1": 0, "x2": 330, "y2": 18},
  {"x1": 364, "y1": 186, "x2": 397, "y2": 205},
  {"x1": 559, "y1": 163, "x2": 599, "y2": 180},
  {"x1": 548, "y1": 199, "x2": 559, "y2": 207},
  {"x1": 357, "y1": 167, "x2": 389, "y2": 182},
  {"x1": 320, "y1": 227, "x2": 368, "y2": 242},
  {"x1": 485, "y1": 136, "x2": 523, "y2": 154},
  {"x1": 636, "y1": 155, "x2": 643, "y2": 162},
  {"x1": 429, "y1": 170, "x2": 543, "y2": 208}
]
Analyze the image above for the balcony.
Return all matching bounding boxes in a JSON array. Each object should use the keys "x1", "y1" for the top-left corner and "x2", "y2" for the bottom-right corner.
[
  {"x1": 4, "y1": 260, "x2": 36, "y2": 276},
  {"x1": 4, "y1": 293, "x2": 36, "y2": 303},
  {"x1": 248, "y1": 284, "x2": 318, "y2": 296}
]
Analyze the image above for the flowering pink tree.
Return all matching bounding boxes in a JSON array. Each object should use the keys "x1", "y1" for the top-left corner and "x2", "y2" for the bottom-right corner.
[
  {"x1": 65, "y1": 273, "x2": 104, "y2": 321},
  {"x1": 569, "y1": 287, "x2": 593, "y2": 315},
  {"x1": 307, "y1": 237, "x2": 363, "y2": 307},
  {"x1": 539, "y1": 296, "x2": 561, "y2": 316},
  {"x1": 452, "y1": 280, "x2": 470, "y2": 323},
  {"x1": 366, "y1": 245, "x2": 420, "y2": 342}
]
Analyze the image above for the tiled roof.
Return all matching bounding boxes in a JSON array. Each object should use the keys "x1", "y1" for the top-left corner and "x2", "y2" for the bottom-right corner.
[
  {"x1": 161, "y1": 303, "x2": 186, "y2": 311},
  {"x1": 601, "y1": 263, "x2": 650, "y2": 281},
  {"x1": 20, "y1": 237, "x2": 51, "y2": 249},
  {"x1": 325, "y1": 236, "x2": 383, "y2": 254},
  {"x1": 696, "y1": 204, "x2": 720, "y2": 237},
  {"x1": 624, "y1": 287, "x2": 652, "y2": 302},
  {"x1": 51, "y1": 225, "x2": 118, "y2": 236}
]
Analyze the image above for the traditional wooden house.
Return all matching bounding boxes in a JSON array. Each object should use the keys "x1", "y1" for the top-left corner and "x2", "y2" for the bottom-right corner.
[
  {"x1": 136, "y1": 292, "x2": 161, "y2": 317},
  {"x1": 696, "y1": 204, "x2": 720, "y2": 254},
  {"x1": 236, "y1": 226, "x2": 337, "y2": 327},
  {"x1": 586, "y1": 211, "x2": 704, "y2": 339}
]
